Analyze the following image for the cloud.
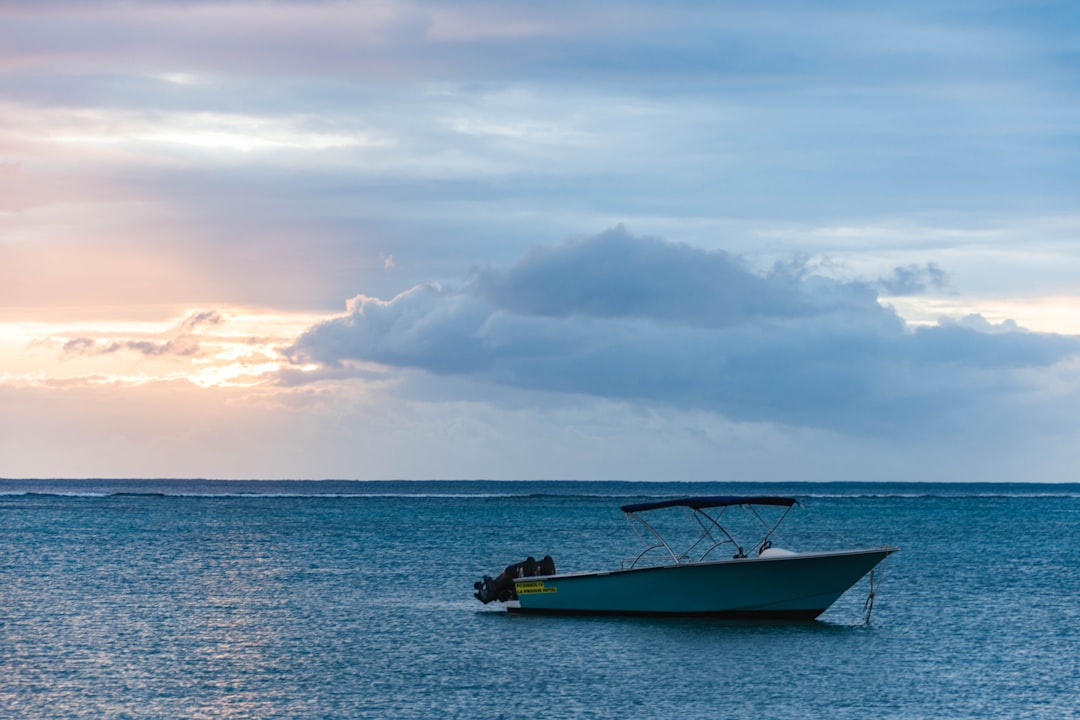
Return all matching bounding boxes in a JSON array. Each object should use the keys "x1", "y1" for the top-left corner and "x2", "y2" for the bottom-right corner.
[
  {"x1": 878, "y1": 263, "x2": 948, "y2": 296},
  {"x1": 288, "y1": 228, "x2": 1080, "y2": 435},
  {"x1": 61, "y1": 309, "x2": 224, "y2": 359},
  {"x1": 176, "y1": 309, "x2": 224, "y2": 333},
  {"x1": 473, "y1": 226, "x2": 886, "y2": 326}
]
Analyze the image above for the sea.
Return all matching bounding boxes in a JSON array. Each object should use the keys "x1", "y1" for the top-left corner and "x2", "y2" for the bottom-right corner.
[{"x1": 1, "y1": 479, "x2": 1077, "y2": 719}]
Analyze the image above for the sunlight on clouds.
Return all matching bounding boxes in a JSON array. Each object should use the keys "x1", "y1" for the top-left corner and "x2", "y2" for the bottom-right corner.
[
  {"x1": 189, "y1": 361, "x2": 284, "y2": 389},
  {"x1": 752, "y1": 222, "x2": 1009, "y2": 270},
  {"x1": 50, "y1": 111, "x2": 384, "y2": 154},
  {"x1": 0, "y1": 308, "x2": 330, "y2": 391},
  {"x1": 749, "y1": 218, "x2": 1080, "y2": 337},
  {"x1": 774, "y1": 223, "x2": 1006, "y2": 245},
  {"x1": 136, "y1": 128, "x2": 356, "y2": 153},
  {"x1": 83, "y1": 372, "x2": 188, "y2": 387},
  {"x1": 155, "y1": 72, "x2": 202, "y2": 86},
  {"x1": 450, "y1": 118, "x2": 564, "y2": 140},
  {"x1": 885, "y1": 295, "x2": 1080, "y2": 335}
]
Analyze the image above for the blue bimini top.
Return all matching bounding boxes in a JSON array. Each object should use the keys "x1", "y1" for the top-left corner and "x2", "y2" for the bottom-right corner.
[{"x1": 619, "y1": 496, "x2": 797, "y2": 514}]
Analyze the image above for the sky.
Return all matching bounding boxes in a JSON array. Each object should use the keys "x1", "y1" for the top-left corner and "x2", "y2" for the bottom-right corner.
[{"x1": 2, "y1": 0, "x2": 1080, "y2": 481}]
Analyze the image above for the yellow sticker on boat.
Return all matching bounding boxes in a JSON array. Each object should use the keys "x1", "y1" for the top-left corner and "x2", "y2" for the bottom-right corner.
[{"x1": 516, "y1": 581, "x2": 557, "y2": 594}]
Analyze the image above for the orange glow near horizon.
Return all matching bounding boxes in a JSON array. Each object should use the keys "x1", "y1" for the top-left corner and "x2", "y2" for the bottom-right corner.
[
  {"x1": 0, "y1": 307, "x2": 334, "y2": 390},
  {"x1": 4, "y1": 293, "x2": 1079, "y2": 399}
]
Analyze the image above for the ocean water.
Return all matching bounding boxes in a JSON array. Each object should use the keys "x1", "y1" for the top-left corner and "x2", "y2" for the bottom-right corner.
[{"x1": 1, "y1": 480, "x2": 1077, "y2": 719}]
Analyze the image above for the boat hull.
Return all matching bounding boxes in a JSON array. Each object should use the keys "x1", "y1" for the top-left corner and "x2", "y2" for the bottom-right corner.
[{"x1": 508, "y1": 547, "x2": 895, "y2": 619}]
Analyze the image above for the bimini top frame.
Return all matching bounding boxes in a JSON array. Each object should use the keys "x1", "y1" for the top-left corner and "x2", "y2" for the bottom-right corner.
[{"x1": 620, "y1": 496, "x2": 799, "y2": 569}]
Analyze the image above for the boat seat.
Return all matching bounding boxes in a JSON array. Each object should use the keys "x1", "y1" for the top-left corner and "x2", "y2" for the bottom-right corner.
[{"x1": 759, "y1": 547, "x2": 796, "y2": 558}]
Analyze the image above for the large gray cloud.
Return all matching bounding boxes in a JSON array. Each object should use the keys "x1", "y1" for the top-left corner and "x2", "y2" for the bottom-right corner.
[
  {"x1": 472, "y1": 227, "x2": 886, "y2": 325},
  {"x1": 287, "y1": 228, "x2": 1080, "y2": 435}
]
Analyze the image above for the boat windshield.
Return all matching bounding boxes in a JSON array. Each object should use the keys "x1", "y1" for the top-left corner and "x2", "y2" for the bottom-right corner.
[{"x1": 620, "y1": 496, "x2": 798, "y2": 568}]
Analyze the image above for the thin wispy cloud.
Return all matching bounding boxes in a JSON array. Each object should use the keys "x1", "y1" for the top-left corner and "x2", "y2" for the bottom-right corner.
[{"x1": 60, "y1": 310, "x2": 224, "y2": 359}]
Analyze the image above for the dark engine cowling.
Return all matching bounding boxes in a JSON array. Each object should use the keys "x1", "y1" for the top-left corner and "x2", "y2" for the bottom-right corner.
[{"x1": 474, "y1": 555, "x2": 556, "y2": 604}]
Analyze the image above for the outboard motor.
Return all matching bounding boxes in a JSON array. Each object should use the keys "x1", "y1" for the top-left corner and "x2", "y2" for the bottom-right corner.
[{"x1": 474, "y1": 555, "x2": 556, "y2": 604}]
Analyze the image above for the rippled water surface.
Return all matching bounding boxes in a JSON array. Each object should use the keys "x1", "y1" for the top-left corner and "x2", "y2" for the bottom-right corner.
[{"x1": 1, "y1": 480, "x2": 1077, "y2": 718}]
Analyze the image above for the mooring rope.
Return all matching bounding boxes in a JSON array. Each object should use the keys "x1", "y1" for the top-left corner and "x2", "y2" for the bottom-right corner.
[
  {"x1": 863, "y1": 569, "x2": 876, "y2": 624},
  {"x1": 863, "y1": 553, "x2": 890, "y2": 624}
]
